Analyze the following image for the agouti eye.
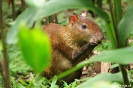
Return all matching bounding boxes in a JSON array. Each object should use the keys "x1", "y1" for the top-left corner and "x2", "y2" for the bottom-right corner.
[{"x1": 81, "y1": 24, "x2": 87, "y2": 29}]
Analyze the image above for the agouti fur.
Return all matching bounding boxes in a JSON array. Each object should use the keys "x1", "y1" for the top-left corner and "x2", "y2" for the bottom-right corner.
[{"x1": 43, "y1": 13, "x2": 103, "y2": 83}]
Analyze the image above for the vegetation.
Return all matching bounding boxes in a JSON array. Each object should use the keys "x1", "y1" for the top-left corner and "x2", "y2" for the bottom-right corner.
[{"x1": 0, "y1": 0, "x2": 133, "y2": 88}]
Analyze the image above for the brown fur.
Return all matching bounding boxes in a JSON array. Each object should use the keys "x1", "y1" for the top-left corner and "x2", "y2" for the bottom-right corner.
[{"x1": 43, "y1": 15, "x2": 103, "y2": 83}]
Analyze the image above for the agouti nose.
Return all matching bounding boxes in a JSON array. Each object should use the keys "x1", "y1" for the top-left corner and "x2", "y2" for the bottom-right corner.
[
  {"x1": 96, "y1": 33, "x2": 104, "y2": 43},
  {"x1": 90, "y1": 33, "x2": 104, "y2": 44},
  {"x1": 97, "y1": 33, "x2": 104, "y2": 42}
]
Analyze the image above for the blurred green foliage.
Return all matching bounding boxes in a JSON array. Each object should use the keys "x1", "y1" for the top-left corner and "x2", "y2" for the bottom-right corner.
[
  {"x1": 18, "y1": 23, "x2": 51, "y2": 73},
  {"x1": 0, "y1": 0, "x2": 133, "y2": 88}
]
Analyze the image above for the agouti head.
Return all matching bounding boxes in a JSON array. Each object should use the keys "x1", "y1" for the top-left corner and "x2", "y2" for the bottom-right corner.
[{"x1": 67, "y1": 13, "x2": 103, "y2": 46}]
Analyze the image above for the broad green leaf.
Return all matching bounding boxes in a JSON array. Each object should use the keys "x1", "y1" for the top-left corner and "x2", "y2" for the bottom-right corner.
[
  {"x1": 89, "y1": 46, "x2": 133, "y2": 64},
  {"x1": 118, "y1": 6, "x2": 133, "y2": 47},
  {"x1": 54, "y1": 46, "x2": 133, "y2": 81},
  {"x1": 111, "y1": 64, "x2": 119, "y2": 69},
  {"x1": 6, "y1": 0, "x2": 109, "y2": 44},
  {"x1": 18, "y1": 24, "x2": 51, "y2": 73},
  {"x1": 78, "y1": 82, "x2": 116, "y2": 88},
  {"x1": 25, "y1": 0, "x2": 46, "y2": 7},
  {"x1": 7, "y1": 7, "x2": 37, "y2": 44},
  {"x1": 76, "y1": 73, "x2": 123, "y2": 88},
  {"x1": 37, "y1": 0, "x2": 109, "y2": 21}
]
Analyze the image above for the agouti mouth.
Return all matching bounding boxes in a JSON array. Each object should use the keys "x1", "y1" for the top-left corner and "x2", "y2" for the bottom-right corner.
[
  {"x1": 97, "y1": 41, "x2": 102, "y2": 44},
  {"x1": 89, "y1": 41, "x2": 101, "y2": 46}
]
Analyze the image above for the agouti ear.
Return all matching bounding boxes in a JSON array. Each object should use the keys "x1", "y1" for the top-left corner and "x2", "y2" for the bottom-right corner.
[
  {"x1": 69, "y1": 13, "x2": 78, "y2": 23},
  {"x1": 81, "y1": 11, "x2": 87, "y2": 17}
]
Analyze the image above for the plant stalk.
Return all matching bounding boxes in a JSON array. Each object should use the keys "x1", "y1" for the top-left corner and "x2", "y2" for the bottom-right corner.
[
  {"x1": 114, "y1": 0, "x2": 122, "y2": 26},
  {"x1": 108, "y1": 0, "x2": 118, "y2": 48},
  {"x1": 108, "y1": 0, "x2": 130, "y2": 87},
  {"x1": 105, "y1": 22, "x2": 116, "y2": 49},
  {"x1": 113, "y1": 0, "x2": 130, "y2": 87},
  {"x1": 11, "y1": 0, "x2": 16, "y2": 20},
  {"x1": 0, "y1": 0, "x2": 10, "y2": 88},
  {"x1": 119, "y1": 65, "x2": 131, "y2": 88},
  {"x1": 113, "y1": 0, "x2": 122, "y2": 48}
]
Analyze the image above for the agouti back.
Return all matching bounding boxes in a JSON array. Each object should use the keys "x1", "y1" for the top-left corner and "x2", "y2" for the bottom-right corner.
[{"x1": 43, "y1": 13, "x2": 103, "y2": 83}]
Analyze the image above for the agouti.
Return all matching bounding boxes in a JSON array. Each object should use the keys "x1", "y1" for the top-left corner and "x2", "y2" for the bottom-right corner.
[{"x1": 43, "y1": 13, "x2": 103, "y2": 83}]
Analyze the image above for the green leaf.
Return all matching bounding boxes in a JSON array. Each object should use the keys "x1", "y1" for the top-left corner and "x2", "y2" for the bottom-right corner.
[
  {"x1": 6, "y1": 0, "x2": 109, "y2": 44},
  {"x1": 19, "y1": 79, "x2": 28, "y2": 86},
  {"x1": 111, "y1": 64, "x2": 119, "y2": 69},
  {"x1": 118, "y1": 6, "x2": 133, "y2": 47},
  {"x1": 25, "y1": 0, "x2": 46, "y2": 7},
  {"x1": 37, "y1": 0, "x2": 109, "y2": 21},
  {"x1": 11, "y1": 77, "x2": 17, "y2": 88},
  {"x1": 89, "y1": 46, "x2": 133, "y2": 64},
  {"x1": 18, "y1": 24, "x2": 51, "y2": 73},
  {"x1": 6, "y1": 7, "x2": 37, "y2": 44},
  {"x1": 76, "y1": 73, "x2": 123, "y2": 88},
  {"x1": 50, "y1": 76, "x2": 58, "y2": 88},
  {"x1": 54, "y1": 46, "x2": 133, "y2": 81}
]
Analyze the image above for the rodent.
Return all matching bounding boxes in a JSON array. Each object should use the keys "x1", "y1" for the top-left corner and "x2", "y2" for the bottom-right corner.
[{"x1": 43, "y1": 13, "x2": 103, "y2": 83}]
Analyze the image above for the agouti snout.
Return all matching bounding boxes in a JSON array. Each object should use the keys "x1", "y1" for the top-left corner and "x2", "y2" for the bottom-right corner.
[{"x1": 43, "y1": 13, "x2": 103, "y2": 83}]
